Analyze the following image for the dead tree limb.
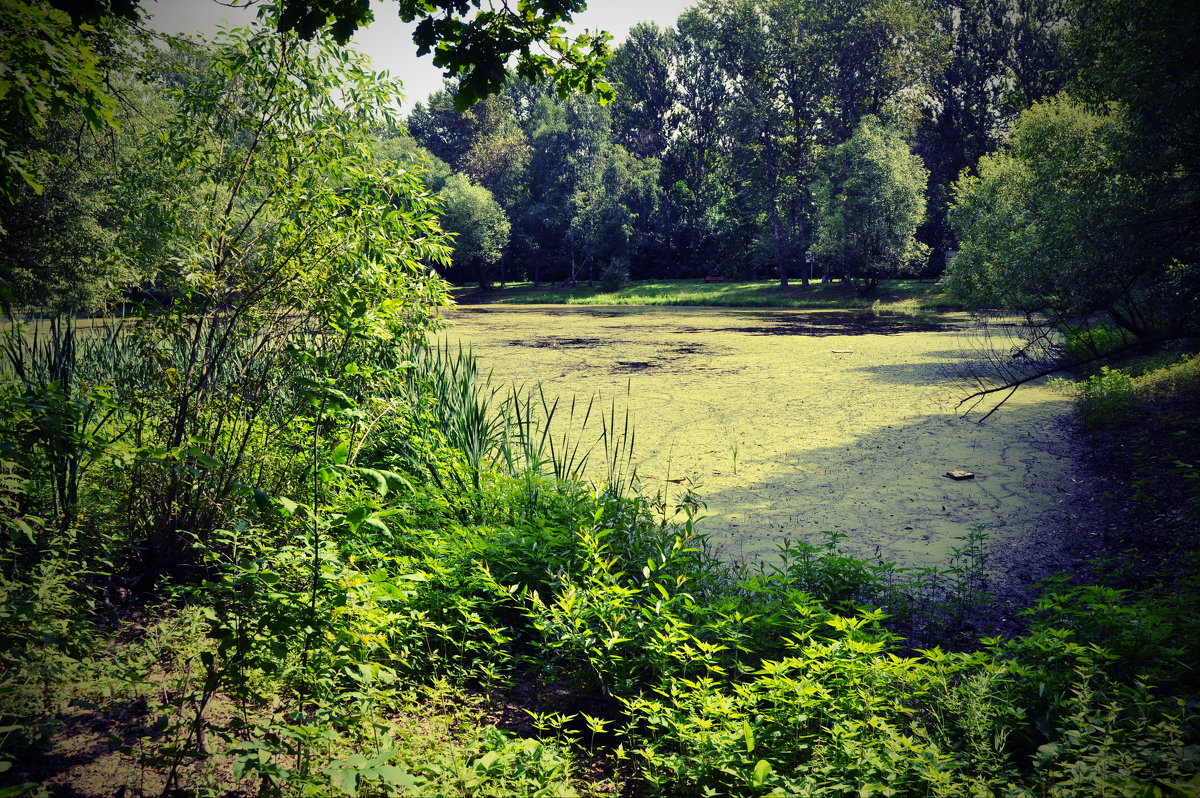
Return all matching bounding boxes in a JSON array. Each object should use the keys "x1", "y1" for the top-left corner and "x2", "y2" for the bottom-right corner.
[{"x1": 957, "y1": 331, "x2": 1200, "y2": 423}]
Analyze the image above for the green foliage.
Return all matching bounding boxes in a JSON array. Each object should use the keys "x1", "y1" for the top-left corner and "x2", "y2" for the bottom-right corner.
[
  {"x1": 392, "y1": 726, "x2": 580, "y2": 797},
  {"x1": 705, "y1": 0, "x2": 940, "y2": 287},
  {"x1": 1060, "y1": 322, "x2": 1134, "y2": 369},
  {"x1": 1070, "y1": 0, "x2": 1200, "y2": 276},
  {"x1": 103, "y1": 22, "x2": 451, "y2": 577},
  {"x1": 274, "y1": 0, "x2": 614, "y2": 110},
  {"x1": 524, "y1": 513, "x2": 718, "y2": 697},
  {"x1": 405, "y1": 0, "x2": 949, "y2": 288},
  {"x1": 598, "y1": 258, "x2": 630, "y2": 292},
  {"x1": 948, "y1": 96, "x2": 1120, "y2": 311},
  {"x1": 5, "y1": 315, "x2": 1199, "y2": 796},
  {"x1": 0, "y1": 0, "x2": 119, "y2": 200},
  {"x1": 948, "y1": 93, "x2": 1198, "y2": 346},
  {"x1": 0, "y1": 118, "x2": 124, "y2": 310},
  {"x1": 1075, "y1": 366, "x2": 1137, "y2": 429},
  {"x1": 4, "y1": 3, "x2": 1200, "y2": 795},
  {"x1": 438, "y1": 174, "x2": 511, "y2": 289},
  {"x1": 812, "y1": 117, "x2": 930, "y2": 295}
]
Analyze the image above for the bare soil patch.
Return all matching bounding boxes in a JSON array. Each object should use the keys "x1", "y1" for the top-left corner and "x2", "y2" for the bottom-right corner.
[{"x1": 443, "y1": 304, "x2": 1112, "y2": 605}]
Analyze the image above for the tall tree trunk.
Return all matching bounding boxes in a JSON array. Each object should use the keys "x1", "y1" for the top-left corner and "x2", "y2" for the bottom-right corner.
[
  {"x1": 772, "y1": 205, "x2": 788, "y2": 289},
  {"x1": 797, "y1": 215, "x2": 809, "y2": 289},
  {"x1": 766, "y1": 131, "x2": 788, "y2": 289}
]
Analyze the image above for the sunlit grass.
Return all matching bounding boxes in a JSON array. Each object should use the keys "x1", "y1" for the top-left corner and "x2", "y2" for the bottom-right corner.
[{"x1": 451, "y1": 278, "x2": 963, "y2": 313}]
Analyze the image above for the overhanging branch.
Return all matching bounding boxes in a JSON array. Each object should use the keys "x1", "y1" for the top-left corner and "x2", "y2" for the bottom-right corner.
[{"x1": 958, "y1": 330, "x2": 1200, "y2": 423}]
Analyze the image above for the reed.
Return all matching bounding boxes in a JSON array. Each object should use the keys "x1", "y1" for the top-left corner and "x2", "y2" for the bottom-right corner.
[{"x1": 403, "y1": 339, "x2": 639, "y2": 505}]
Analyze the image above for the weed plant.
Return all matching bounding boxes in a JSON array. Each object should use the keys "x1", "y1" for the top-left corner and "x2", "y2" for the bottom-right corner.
[
  {"x1": 1, "y1": 319, "x2": 1198, "y2": 796},
  {"x1": 1076, "y1": 366, "x2": 1138, "y2": 428},
  {"x1": 1060, "y1": 321, "x2": 1134, "y2": 369}
]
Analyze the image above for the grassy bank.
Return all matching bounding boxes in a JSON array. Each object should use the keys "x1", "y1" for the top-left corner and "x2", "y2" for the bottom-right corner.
[{"x1": 452, "y1": 278, "x2": 965, "y2": 313}]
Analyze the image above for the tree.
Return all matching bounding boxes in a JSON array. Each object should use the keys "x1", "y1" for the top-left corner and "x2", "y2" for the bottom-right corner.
[
  {"x1": 946, "y1": 95, "x2": 1196, "y2": 343},
  {"x1": 566, "y1": 137, "x2": 661, "y2": 287},
  {"x1": 1005, "y1": 0, "x2": 1074, "y2": 112},
  {"x1": 916, "y1": 0, "x2": 1018, "y2": 260},
  {"x1": 438, "y1": 173, "x2": 511, "y2": 289},
  {"x1": 272, "y1": 0, "x2": 615, "y2": 109},
  {"x1": 407, "y1": 88, "x2": 477, "y2": 170},
  {"x1": 409, "y1": 87, "x2": 530, "y2": 209},
  {"x1": 652, "y1": 8, "x2": 737, "y2": 277},
  {"x1": 709, "y1": 0, "x2": 807, "y2": 287},
  {"x1": 1, "y1": 0, "x2": 612, "y2": 215},
  {"x1": 939, "y1": 0, "x2": 1199, "y2": 413},
  {"x1": 667, "y1": 8, "x2": 729, "y2": 195},
  {"x1": 607, "y1": 22, "x2": 675, "y2": 160},
  {"x1": 50, "y1": 0, "x2": 614, "y2": 109},
  {"x1": 704, "y1": 0, "x2": 941, "y2": 287},
  {"x1": 0, "y1": 18, "x2": 197, "y2": 310},
  {"x1": 812, "y1": 117, "x2": 929, "y2": 294},
  {"x1": 1069, "y1": 0, "x2": 1200, "y2": 278},
  {"x1": 0, "y1": 108, "x2": 123, "y2": 310},
  {"x1": 0, "y1": 0, "x2": 122, "y2": 201},
  {"x1": 114, "y1": 20, "x2": 452, "y2": 577},
  {"x1": 913, "y1": 0, "x2": 1076, "y2": 266}
]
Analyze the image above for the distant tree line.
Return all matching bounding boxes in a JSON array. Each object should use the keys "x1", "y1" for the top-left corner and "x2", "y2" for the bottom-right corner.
[
  {"x1": 2, "y1": 0, "x2": 1196, "y2": 353},
  {"x1": 399, "y1": 0, "x2": 1076, "y2": 292}
]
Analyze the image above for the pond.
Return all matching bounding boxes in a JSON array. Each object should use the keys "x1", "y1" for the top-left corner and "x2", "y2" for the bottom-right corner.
[{"x1": 441, "y1": 304, "x2": 1110, "y2": 603}]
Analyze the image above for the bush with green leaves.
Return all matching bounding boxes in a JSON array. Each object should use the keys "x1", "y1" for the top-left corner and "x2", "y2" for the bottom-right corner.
[
  {"x1": 1076, "y1": 366, "x2": 1137, "y2": 428},
  {"x1": 1061, "y1": 322, "x2": 1134, "y2": 368},
  {"x1": 599, "y1": 258, "x2": 631, "y2": 292}
]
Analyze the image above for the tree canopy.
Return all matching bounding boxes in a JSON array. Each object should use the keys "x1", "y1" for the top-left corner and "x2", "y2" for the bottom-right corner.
[
  {"x1": 438, "y1": 173, "x2": 511, "y2": 290},
  {"x1": 812, "y1": 117, "x2": 929, "y2": 295},
  {"x1": 946, "y1": 0, "x2": 1200, "y2": 368}
]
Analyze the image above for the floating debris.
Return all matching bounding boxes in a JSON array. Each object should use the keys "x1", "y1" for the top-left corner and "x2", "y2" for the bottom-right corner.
[{"x1": 945, "y1": 470, "x2": 975, "y2": 480}]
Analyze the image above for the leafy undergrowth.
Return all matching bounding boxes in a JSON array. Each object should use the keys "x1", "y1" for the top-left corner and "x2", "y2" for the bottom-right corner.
[
  {"x1": 451, "y1": 278, "x2": 964, "y2": 313},
  {"x1": 1070, "y1": 353, "x2": 1200, "y2": 583},
  {"x1": 2, "y1": 336, "x2": 1198, "y2": 797}
]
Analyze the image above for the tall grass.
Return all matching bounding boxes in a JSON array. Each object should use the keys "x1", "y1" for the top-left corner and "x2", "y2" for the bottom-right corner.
[
  {"x1": 405, "y1": 340, "x2": 639, "y2": 501},
  {"x1": 0, "y1": 316, "x2": 145, "y2": 529},
  {"x1": 402, "y1": 341, "x2": 507, "y2": 489}
]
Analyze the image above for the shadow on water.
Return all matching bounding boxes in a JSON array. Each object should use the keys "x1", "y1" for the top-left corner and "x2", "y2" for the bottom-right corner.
[
  {"x1": 851, "y1": 362, "x2": 979, "y2": 387},
  {"x1": 677, "y1": 402, "x2": 1105, "y2": 631},
  {"x1": 698, "y1": 311, "x2": 964, "y2": 337},
  {"x1": 504, "y1": 336, "x2": 717, "y2": 375},
  {"x1": 452, "y1": 304, "x2": 964, "y2": 336},
  {"x1": 454, "y1": 306, "x2": 627, "y2": 319},
  {"x1": 851, "y1": 359, "x2": 1059, "y2": 389},
  {"x1": 512, "y1": 336, "x2": 611, "y2": 349}
]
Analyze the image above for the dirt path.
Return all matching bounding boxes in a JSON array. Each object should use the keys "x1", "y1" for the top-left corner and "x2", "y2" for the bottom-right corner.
[{"x1": 442, "y1": 304, "x2": 1109, "y2": 602}]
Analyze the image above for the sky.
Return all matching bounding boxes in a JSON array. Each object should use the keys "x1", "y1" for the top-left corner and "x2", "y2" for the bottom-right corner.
[{"x1": 143, "y1": 0, "x2": 697, "y2": 109}]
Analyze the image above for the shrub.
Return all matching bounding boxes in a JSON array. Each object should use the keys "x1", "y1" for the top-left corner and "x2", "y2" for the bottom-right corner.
[
  {"x1": 1061, "y1": 323, "x2": 1132, "y2": 368},
  {"x1": 598, "y1": 258, "x2": 630, "y2": 292},
  {"x1": 1076, "y1": 366, "x2": 1137, "y2": 428}
]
